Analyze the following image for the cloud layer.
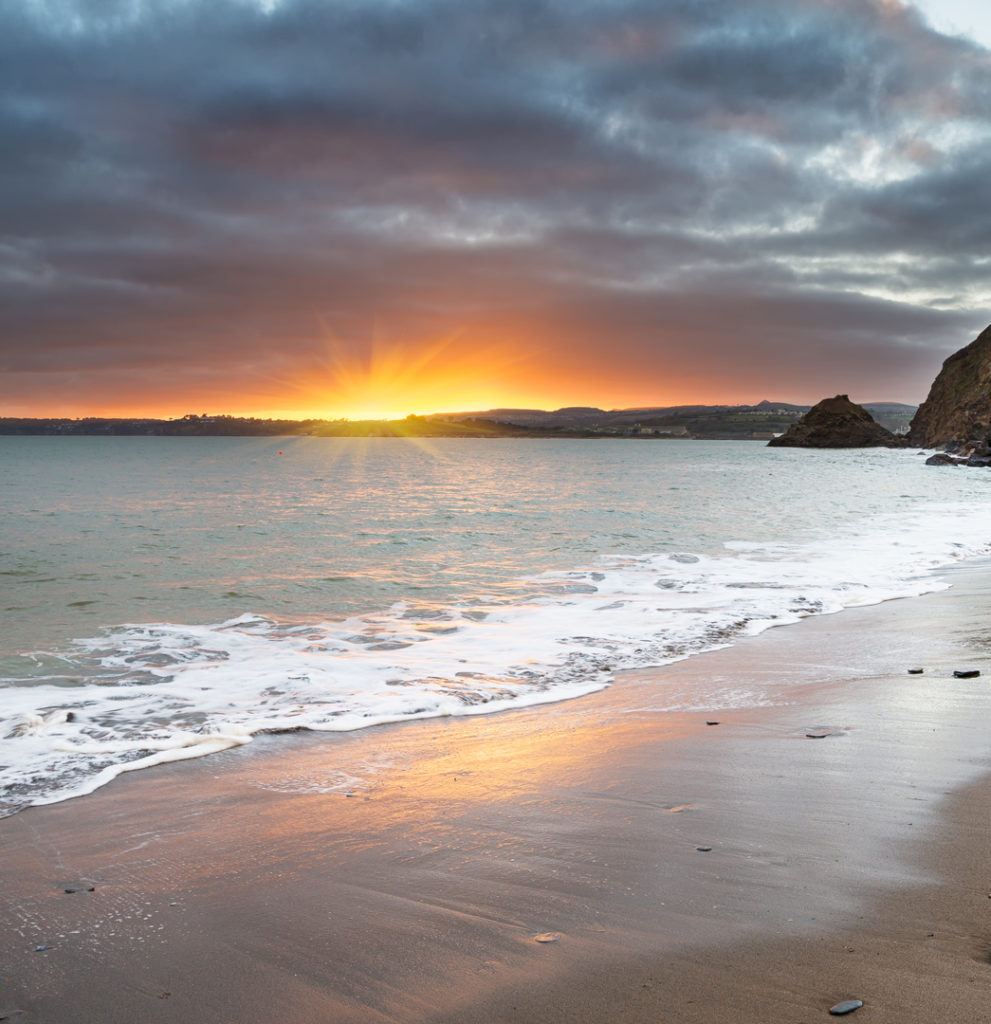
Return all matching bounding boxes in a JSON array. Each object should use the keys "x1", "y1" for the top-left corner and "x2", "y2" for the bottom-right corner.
[{"x1": 3, "y1": 0, "x2": 991, "y2": 414}]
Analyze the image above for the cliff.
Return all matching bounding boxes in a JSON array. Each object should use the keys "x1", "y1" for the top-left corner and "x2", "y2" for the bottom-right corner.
[
  {"x1": 907, "y1": 325, "x2": 991, "y2": 448},
  {"x1": 767, "y1": 395, "x2": 903, "y2": 448}
]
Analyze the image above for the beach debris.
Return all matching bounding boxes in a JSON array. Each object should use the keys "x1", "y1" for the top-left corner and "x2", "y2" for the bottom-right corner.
[
  {"x1": 953, "y1": 669, "x2": 981, "y2": 678},
  {"x1": 805, "y1": 725, "x2": 845, "y2": 738},
  {"x1": 533, "y1": 932, "x2": 561, "y2": 943},
  {"x1": 828, "y1": 999, "x2": 863, "y2": 1015},
  {"x1": 907, "y1": 668, "x2": 924, "y2": 674},
  {"x1": 696, "y1": 846, "x2": 713, "y2": 852}
]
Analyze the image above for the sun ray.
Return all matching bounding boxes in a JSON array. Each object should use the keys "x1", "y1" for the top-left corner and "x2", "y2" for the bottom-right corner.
[{"x1": 272, "y1": 317, "x2": 537, "y2": 422}]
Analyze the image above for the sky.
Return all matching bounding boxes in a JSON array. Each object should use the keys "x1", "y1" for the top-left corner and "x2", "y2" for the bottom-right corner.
[{"x1": 4, "y1": 0, "x2": 991, "y2": 419}]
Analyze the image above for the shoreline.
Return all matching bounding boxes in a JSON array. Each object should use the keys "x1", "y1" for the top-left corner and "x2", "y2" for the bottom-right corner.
[{"x1": 3, "y1": 563, "x2": 991, "y2": 1021}]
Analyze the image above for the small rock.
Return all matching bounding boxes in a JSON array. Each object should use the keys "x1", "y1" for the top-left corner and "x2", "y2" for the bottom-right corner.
[
  {"x1": 705, "y1": 720, "x2": 720, "y2": 726},
  {"x1": 63, "y1": 886, "x2": 95, "y2": 894},
  {"x1": 907, "y1": 668, "x2": 924, "y2": 674},
  {"x1": 806, "y1": 732, "x2": 829, "y2": 739},
  {"x1": 924, "y1": 453, "x2": 959, "y2": 466},
  {"x1": 533, "y1": 932, "x2": 561, "y2": 943},
  {"x1": 696, "y1": 846, "x2": 712, "y2": 852},
  {"x1": 34, "y1": 945, "x2": 53, "y2": 952},
  {"x1": 953, "y1": 669, "x2": 980, "y2": 678},
  {"x1": 828, "y1": 999, "x2": 864, "y2": 1015}
]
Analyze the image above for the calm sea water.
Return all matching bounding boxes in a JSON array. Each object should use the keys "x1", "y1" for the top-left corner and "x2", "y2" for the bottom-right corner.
[{"x1": 2, "y1": 436, "x2": 990, "y2": 815}]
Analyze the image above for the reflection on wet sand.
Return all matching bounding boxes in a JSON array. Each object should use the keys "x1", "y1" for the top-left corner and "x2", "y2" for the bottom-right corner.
[{"x1": 4, "y1": 566, "x2": 991, "y2": 1021}]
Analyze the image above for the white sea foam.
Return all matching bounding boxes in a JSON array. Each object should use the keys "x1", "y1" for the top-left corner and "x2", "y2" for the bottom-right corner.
[{"x1": 2, "y1": 496, "x2": 989, "y2": 815}]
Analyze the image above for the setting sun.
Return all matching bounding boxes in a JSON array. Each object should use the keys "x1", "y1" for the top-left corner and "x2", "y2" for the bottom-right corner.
[{"x1": 275, "y1": 322, "x2": 546, "y2": 419}]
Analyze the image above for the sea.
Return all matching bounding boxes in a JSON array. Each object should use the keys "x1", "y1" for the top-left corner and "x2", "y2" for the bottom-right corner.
[{"x1": 2, "y1": 435, "x2": 989, "y2": 817}]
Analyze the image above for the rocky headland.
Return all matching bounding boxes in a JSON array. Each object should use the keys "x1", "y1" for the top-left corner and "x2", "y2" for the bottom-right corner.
[
  {"x1": 767, "y1": 395, "x2": 904, "y2": 448},
  {"x1": 907, "y1": 324, "x2": 991, "y2": 448}
]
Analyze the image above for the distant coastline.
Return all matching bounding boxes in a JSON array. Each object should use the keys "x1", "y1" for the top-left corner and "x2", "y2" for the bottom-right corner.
[{"x1": 0, "y1": 402, "x2": 916, "y2": 441}]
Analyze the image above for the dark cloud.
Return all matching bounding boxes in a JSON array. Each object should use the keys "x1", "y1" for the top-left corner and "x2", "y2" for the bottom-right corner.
[{"x1": 2, "y1": 0, "x2": 990, "y2": 412}]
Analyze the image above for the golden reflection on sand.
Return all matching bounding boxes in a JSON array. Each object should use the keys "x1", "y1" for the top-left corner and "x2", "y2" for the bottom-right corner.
[{"x1": 239, "y1": 698, "x2": 698, "y2": 856}]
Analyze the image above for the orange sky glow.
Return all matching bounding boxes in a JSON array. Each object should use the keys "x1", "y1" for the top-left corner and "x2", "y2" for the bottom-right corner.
[{"x1": 4, "y1": 316, "x2": 938, "y2": 421}]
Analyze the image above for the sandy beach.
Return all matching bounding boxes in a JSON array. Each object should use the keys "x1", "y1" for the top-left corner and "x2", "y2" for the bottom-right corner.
[{"x1": 4, "y1": 562, "x2": 991, "y2": 1022}]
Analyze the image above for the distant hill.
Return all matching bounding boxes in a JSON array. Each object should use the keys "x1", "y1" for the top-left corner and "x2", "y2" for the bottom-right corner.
[
  {"x1": 439, "y1": 402, "x2": 917, "y2": 438},
  {"x1": 0, "y1": 403, "x2": 918, "y2": 440}
]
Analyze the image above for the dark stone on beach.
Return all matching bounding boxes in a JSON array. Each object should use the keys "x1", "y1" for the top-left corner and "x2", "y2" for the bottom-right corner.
[
  {"x1": 705, "y1": 720, "x2": 720, "y2": 726},
  {"x1": 907, "y1": 668, "x2": 924, "y2": 674},
  {"x1": 806, "y1": 732, "x2": 830, "y2": 739},
  {"x1": 953, "y1": 669, "x2": 981, "y2": 678},
  {"x1": 63, "y1": 886, "x2": 95, "y2": 893},
  {"x1": 924, "y1": 453, "x2": 960, "y2": 466},
  {"x1": 696, "y1": 846, "x2": 712, "y2": 852},
  {"x1": 767, "y1": 395, "x2": 904, "y2": 448},
  {"x1": 34, "y1": 945, "x2": 53, "y2": 952},
  {"x1": 828, "y1": 999, "x2": 864, "y2": 1015}
]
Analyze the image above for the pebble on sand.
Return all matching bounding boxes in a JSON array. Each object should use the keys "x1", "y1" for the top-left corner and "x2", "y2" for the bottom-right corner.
[
  {"x1": 696, "y1": 846, "x2": 713, "y2": 852},
  {"x1": 907, "y1": 668, "x2": 924, "y2": 674},
  {"x1": 953, "y1": 669, "x2": 981, "y2": 678},
  {"x1": 828, "y1": 999, "x2": 864, "y2": 1015},
  {"x1": 533, "y1": 932, "x2": 561, "y2": 943}
]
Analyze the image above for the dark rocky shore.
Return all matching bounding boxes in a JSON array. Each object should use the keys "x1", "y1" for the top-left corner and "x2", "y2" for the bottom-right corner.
[
  {"x1": 770, "y1": 325, "x2": 991, "y2": 460},
  {"x1": 767, "y1": 394, "x2": 904, "y2": 448},
  {"x1": 908, "y1": 324, "x2": 991, "y2": 448}
]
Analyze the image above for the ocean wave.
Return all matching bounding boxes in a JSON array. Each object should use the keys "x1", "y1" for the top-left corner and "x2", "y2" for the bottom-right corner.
[{"x1": 2, "y1": 498, "x2": 989, "y2": 816}]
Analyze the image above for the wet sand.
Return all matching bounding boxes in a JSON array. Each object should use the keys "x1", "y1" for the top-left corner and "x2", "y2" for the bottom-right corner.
[{"x1": 3, "y1": 563, "x2": 991, "y2": 1022}]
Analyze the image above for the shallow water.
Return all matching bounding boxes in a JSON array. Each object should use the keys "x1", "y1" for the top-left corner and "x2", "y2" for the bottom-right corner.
[{"x1": 2, "y1": 436, "x2": 989, "y2": 813}]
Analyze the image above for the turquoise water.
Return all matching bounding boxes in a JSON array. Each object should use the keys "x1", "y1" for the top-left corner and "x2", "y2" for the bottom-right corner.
[{"x1": 2, "y1": 436, "x2": 990, "y2": 814}]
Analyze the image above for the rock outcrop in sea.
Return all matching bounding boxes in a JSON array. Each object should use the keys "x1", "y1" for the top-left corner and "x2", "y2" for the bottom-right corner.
[
  {"x1": 907, "y1": 325, "x2": 991, "y2": 448},
  {"x1": 767, "y1": 395, "x2": 904, "y2": 448}
]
